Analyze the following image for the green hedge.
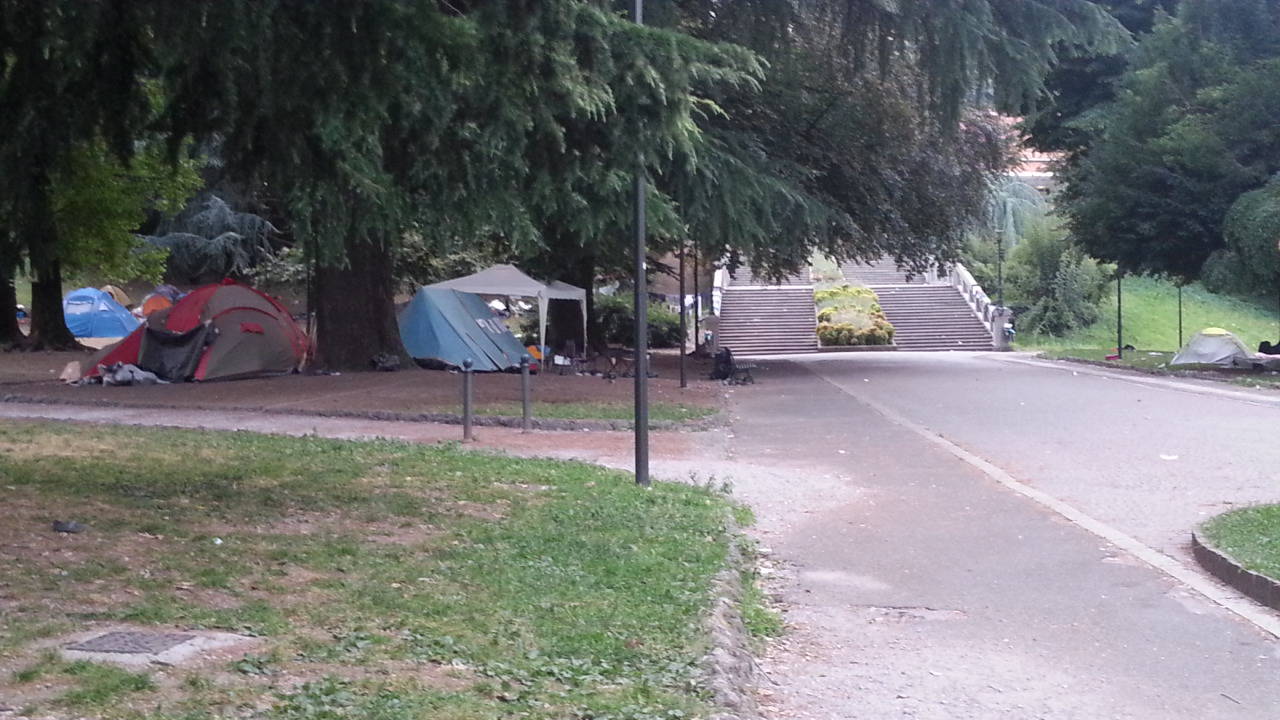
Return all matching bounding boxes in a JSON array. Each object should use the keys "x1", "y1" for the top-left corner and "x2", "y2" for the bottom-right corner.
[{"x1": 596, "y1": 294, "x2": 683, "y2": 348}]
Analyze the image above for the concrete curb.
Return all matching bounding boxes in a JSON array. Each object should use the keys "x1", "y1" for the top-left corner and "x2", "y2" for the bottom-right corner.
[
  {"x1": 702, "y1": 516, "x2": 759, "y2": 720},
  {"x1": 0, "y1": 394, "x2": 722, "y2": 433},
  {"x1": 1191, "y1": 532, "x2": 1280, "y2": 613},
  {"x1": 996, "y1": 355, "x2": 1280, "y2": 407},
  {"x1": 816, "y1": 345, "x2": 897, "y2": 353}
]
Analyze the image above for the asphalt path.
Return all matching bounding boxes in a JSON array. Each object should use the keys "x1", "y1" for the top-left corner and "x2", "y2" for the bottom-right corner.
[{"x1": 721, "y1": 353, "x2": 1280, "y2": 719}]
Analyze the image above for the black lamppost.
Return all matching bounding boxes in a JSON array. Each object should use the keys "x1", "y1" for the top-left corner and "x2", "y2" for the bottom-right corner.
[{"x1": 632, "y1": 0, "x2": 650, "y2": 487}]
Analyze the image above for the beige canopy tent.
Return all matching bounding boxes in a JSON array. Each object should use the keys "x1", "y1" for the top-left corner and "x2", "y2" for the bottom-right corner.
[{"x1": 428, "y1": 264, "x2": 587, "y2": 350}]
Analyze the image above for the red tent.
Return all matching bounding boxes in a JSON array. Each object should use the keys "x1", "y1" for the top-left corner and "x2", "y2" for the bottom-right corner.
[{"x1": 85, "y1": 279, "x2": 308, "y2": 382}]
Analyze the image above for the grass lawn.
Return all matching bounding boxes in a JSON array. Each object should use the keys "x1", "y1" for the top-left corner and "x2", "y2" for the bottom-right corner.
[
  {"x1": 0, "y1": 421, "x2": 761, "y2": 719},
  {"x1": 1201, "y1": 505, "x2": 1280, "y2": 580},
  {"x1": 1018, "y1": 276, "x2": 1280, "y2": 354},
  {"x1": 16, "y1": 274, "x2": 31, "y2": 308}
]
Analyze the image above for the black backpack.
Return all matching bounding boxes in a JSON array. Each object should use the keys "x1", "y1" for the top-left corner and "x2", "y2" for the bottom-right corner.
[{"x1": 710, "y1": 348, "x2": 733, "y2": 380}]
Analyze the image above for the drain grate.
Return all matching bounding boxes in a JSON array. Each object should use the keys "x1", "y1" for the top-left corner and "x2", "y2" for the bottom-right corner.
[{"x1": 66, "y1": 631, "x2": 195, "y2": 654}]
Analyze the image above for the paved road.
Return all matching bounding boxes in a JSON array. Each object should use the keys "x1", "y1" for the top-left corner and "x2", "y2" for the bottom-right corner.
[{"x1": 719, "y1": 354, "x2": 1280, "y2": 719}]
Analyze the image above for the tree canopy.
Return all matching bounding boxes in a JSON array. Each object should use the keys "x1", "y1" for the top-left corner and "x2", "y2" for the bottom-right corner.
[
  {"x1": 0, "y1": 0, "x2": 1125, "y2": 363},
  {"x1": 1060, "y1": 0, "x2": 1280, "y2": 280},
  {"x1": 1022, "y1": 0, "x2": 1176, "y2": 156}
]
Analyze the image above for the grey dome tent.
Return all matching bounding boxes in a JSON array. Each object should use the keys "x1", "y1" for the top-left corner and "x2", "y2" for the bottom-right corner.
[
  {"x1": 1171, "y1": 328, "x2": 1254, "y2": 367},
  {"x1": 428, "y1": 264, "x2": 587, "y2": 350}
]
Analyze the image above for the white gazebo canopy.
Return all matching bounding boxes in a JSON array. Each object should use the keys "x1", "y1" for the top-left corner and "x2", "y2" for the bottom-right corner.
[{"x1": 428, "y1": 264, "x2": 587, "y2": 351}]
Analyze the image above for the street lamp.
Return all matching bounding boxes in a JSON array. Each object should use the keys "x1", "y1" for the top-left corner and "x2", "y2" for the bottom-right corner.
[{"x1": 632, "y1": 0, "x2": 650, "y2": 487}]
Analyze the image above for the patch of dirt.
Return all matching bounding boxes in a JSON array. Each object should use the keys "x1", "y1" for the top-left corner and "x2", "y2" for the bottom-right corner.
[
  {"x1": 0, "y1": 350, "x2": 90, "y2": 385},
  {"x1": 270, "y1": 660, "x2": 478, "y2": 694},
  {"x1": 1, "y1": 349, "x2": 722, "y2": 421},
  {"x1": 364, "y1": 525, "x2": 445, "y2": 545},
  {"x1": 448, "y1": 499, "x2": 508, "y2": 521},
  {"x1": 0, "y1": 494, "x2": 169, "y2": 614},
  {"x1": 0, "y1": 436, "x2": 120, "y2": 460},
  {"x1": 495, "y1": 482, "x2": 554, "y2": 493},
  {"x1": 204, "y1": 512, "x2": 448, "y2": 547}
]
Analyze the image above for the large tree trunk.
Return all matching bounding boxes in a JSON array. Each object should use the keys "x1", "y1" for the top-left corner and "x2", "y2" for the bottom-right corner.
[
  {"x1": 0, "y1": 244, "x2": 22, "y2": 346},
  {"x1": 28, "y1": 257, "x2": 78, "y2": 349},
  {"x1": 548, "y1": 253, "x2": 600, "y2": 352},
  {"x1": 24, "y1": 172, "x2": 80, "y2": 350},
  {"x1": 314, "y1": 229, "x2": 407, "y2": 370}
]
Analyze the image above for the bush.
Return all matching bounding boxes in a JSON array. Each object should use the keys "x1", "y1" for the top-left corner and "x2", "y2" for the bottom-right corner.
[
  {"x1": 1201, "y1": 249, "x2": 1251, "y2": 295},
  {"x1": 1019, "y1": 247, "x2": 1106, "y2": 335},
  {"x1": 1208, "y1": 178, "x2": 1280, "y2": 295},
  {"x1": 596, "y1": 294, "x2": 683, "y2": 348},
  {"x1": 817, "y1": 320, "x2": 894, "y2": 346},
  {"x1": 1002, "y1": 218, "x2": 1112, "y2": 336},
  {"x1": 814, "y1": 285, "x2": 894, "y2": 346}
]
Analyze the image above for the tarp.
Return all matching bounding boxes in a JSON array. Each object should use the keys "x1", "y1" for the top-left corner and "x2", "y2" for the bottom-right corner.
[
  {"x1": 428, "y1": 264, "x2": 587, "y2": 350},
  {"x1": 398, "y1": 287, "x2": 527, "y2": 371},
  {"x1": 1171, "y1": 327, "x2": 1254, "y2": 367},
  {"x1": 100, "y1": 285, "x2": 132, "y2": 307},
  {"x1": 63, "y1": 287, "x2": 140, "y2": 338}
]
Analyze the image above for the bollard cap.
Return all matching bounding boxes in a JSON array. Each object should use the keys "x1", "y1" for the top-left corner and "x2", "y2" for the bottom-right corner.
[
  {"x1": 463, "y1": 358, "x2": 474, "y2": 370},
  {"x1": 520, "y1": 353, "x2": 531, "y2": 366}
]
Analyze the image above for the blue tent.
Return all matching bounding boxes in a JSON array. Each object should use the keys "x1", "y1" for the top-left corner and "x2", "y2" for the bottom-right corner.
[
  {"x1": 398, "y1": 287, "x2": 527, "y2": 371},
  {"x1": 62, "y1": 287, "x2": 140, "y2": 338}
]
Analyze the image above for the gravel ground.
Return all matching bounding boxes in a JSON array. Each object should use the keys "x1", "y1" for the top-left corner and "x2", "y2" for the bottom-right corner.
[{"x1": 0, "y1": 349, "x2": 720, "y2": 418}]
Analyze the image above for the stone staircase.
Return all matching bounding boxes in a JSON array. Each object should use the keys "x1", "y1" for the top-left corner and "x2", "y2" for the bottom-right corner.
[
  {"x1": 716, "y1": 269, "x2": 818, "y2": 355},
  {"x1": 873, "y1": 286, "x2": 994, "y2": 351},
  {"x1": 843, "y1": 258, "x2": 993, "y2": 351},
  {"x1": 841, "y1": 258, "x2": 926, "y2": 286}
]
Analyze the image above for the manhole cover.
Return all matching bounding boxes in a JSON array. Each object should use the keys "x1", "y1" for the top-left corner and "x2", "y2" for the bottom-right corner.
[{"x1": 66, "y1": 631, "x2": 195, "y2": 654}]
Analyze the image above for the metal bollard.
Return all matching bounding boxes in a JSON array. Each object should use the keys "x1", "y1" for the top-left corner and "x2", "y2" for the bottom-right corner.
[
  {"x1": 520, "y1": 354, "x2": 532, "y2": 432},
  {"x1": 462, "y1": 357, "x2": 474, "y2": 442}
]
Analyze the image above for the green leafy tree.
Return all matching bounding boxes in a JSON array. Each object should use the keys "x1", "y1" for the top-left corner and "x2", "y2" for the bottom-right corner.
[
  {"x1": 153, "y1": 1, "x2": 762, "y2": 368},
  {"x1": 1023, "y1": 0, "x2": 1176, "y2": 156},
  {"x1": 0, "y1": 1, "x2": 166, "y2": 347},
  {"x1": 1061, "y1": 0, "x2": 1280, "y2": 280},
  {"x1": 964, "y1": 177, "x2": 1052, "y2": 297},
  {"x1": 636, "y1": 0, "x2": 1126, "y2": 280},
  {"x1": 53, "y1": 139, "x2": 202, "y2": 286},
  {"x1": 143, "y1": 195, "x2": 277, "y2": 284}
]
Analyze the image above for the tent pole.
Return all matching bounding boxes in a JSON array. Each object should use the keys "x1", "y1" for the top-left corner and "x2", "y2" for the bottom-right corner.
[
  {"x1": 1178, "y1": 284, "x2": 1183, "y2": 348},
  {"x1": 692, "y1": 241, "x2": 700, "y2": 352},
  {"x1": 1116, "y1": 273, "x2": 1123, "y2": 360},
  {"x1": 538, "y1": 295, "x2": 547, "y2": 357},
  {"x1": 631, "y1": 0, "x2": 649, "y2": 488},
  {"x1": 679, "y1": 243, "x2": 687, "y2": 389}
]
